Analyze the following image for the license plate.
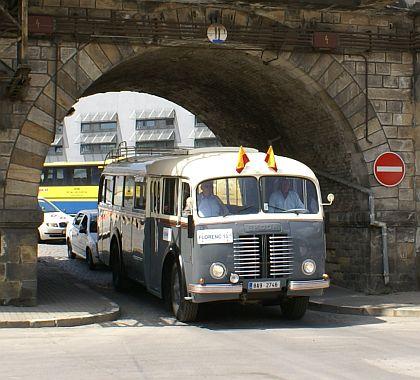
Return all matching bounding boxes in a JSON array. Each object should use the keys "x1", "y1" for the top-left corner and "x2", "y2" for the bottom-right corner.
[{"x1": 248, "y1": 281, "x2": 281, "y2": 290}]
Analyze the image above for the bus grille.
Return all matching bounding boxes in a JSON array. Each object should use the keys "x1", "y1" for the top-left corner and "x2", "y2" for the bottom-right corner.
[{"x1": 233, "y1": 234, "x2": 294, "y2": 279}]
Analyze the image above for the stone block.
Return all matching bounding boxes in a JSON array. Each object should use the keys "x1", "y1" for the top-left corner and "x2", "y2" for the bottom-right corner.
[
  {"x1": 27, "y1": 46, "x2": 41, "y2": 60},
  {"x1": 34, "y1": 93, "x2": 57, "y2": 117},
  {"x1": 399, "y1": 189, "x2": 414, "y2": 201},
  {"x1": 23, "y1": 86, "x2": 43, "y2": 102},
  {"x1": 60, "y1": 47, "x2": 77, "y2": 64},
  {"x1": 319, "y1": 62, "x2": 343, "y2": 89},
  {"x1": 398, "y1": 242, "x2": 415, "y2": 260},
  {"x1": 27, "y1": 106, "x2": 54, "y2": 132},
  {"x1": 340, "y1": 13, "x2": 369, "y2": 25},
  {"x1": 19, "y1": 245, "x2": 37, "y2": 263},
  {"x1": 399, "y1": 200, "x2": 416, "y2": 211},
  {"x1": 0, "y1": 281, "x2": 21, "y2": 303},
  {"x1": 397, "y1": 127, "x2": 414, "y2": 139},
  {"x1": 84, "y1": 43, "x2": 112, "y2": 73},
  {"x1": 12, "y1": 102, "x2": 32, "y2": 115},
  {"x1": 369, "y1": 88, "x2": 411, "y2": 100},
  {"x1": 80, "y1": 0, "x2": 95, "y2": 7},
  {"x1": 116, "y1": 44, "x2": 134, "y2": 59},
  {"x1": 61, "y1": 0, "x2": 79, "y2": 6},
  {"x1": 0, "y1": 143, "x2": 13, "y2": 155},
  {"x1": 375, "y1": 62, "x2": 390, "y2": 75},
  {"x1": 372, "y1": 100, "x2": 386, "y2": 112},
  {"x1": 334, "y1": 82, "x2": 360, "y2": 108},
  {"x1": 6, "y1": 179, "x2": 39, "y2": 197},
  {"x1": 5, "y1": 195, "x2": 38, "y2": 210},
  {"x1": 0, "y1": 157, "x2": 9, "y2": 170},
  {"x1": 383, "y1": 126, "x2": 397, "y2": 138},
  {"x1": 28, "y1": 60, "x2": 48, "y2": 74},
  {"x1": 87, "y1": 8, "x2": 111, "y2": 18},
  {"x1": 386, "y1": 100, "x2": 402, "y2": 113},
  {"x1": 389, "y1": 139, "x2": 414, "y2": 151},
  {"x1": 399, "y1": 77, "x2": 412, "y2": 89},
  {"x1": 99, "y1": 43, "x2": 123, "y2": 65},
  {"x1": 368, "y1": 75, "x2": 382, "y2": 87},
  {"x1": 327, "y1": 71, "x2": 353, "y2": 98},
  {"x1": 10, "y1": 148, "x2": 44, "y2": 170},
  {"x1": 402, "y1": 101, "x2": 414, "y2": 114},
  {"x1": 7, "y1": 164, "x2": 41, "y2": 184},
  {"x1": 57, "y1": 70, "x2": 79, "y2": 99},
  {"x1": 383, "y1": 76, "x2": 399, "y2": 88},
  {"x1": 40, "y1": 46, "x2": 56, "y2": 60},
  {"x1": 78, "y1": 50, "x2": 102, "y2": 81},
  {"x1": 377, "y1": 112, "x2": 392, "y2": 124},
  {"x1": 391, "y1": 64, "x2": 413, "y2": 76},
  {"x1": 15, "y1": 135, "x2": 50, "y2": 158},
  {"x1": 20, "y1": 279, "x2": 37, "y2": 301},
  {"x1": 363, "y1": 143, "x2": 389, "y2": 162},
  {"x1": 358, "y1": 129, "x2": 387, "y2": 151},
  {"x1": 375, "y1": 197, "x2": 399, "y2": 211},
  {"x1": 43, "y1": 0, "x2": 60, "y2": 5},
  {"x1": 342, "y1": 92, "x2": 365, "y2": 119},
  {"x1": 372, "y1": 186, "x2": 398, "y2": 198},
  {"x1": 21, "y1": 120, "x2": 54, "y2": 146},
  {"x1": 0, "y1": 128, "x2": 19, "y2": 142},
  {"x1": 0, "y1": 263, "x2": 5, "y2": 281},
  {"x1": 96, "y1": 0, "x2": 122, "y2": 9},
  {"x1": 386, "y1": 52, "x2": 402, "y2": 63},
  {"x1": 402, "y1": 52, "x2": 413, "y2": 64},
  {"x1": 6, "y1": 263, "x2": 36, "y2": 281},
  {"x1": 369, "y1": 52, "x2": 386, "y2": 62},
  {"x1": 308, "y1": 54, "x2": 333, "y2": 81},
  {"x1": 356, "y1": 62, "x2": 375, "y2": 74}
]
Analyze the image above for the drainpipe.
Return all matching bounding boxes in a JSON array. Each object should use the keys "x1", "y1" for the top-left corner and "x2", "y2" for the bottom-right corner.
[{"x1": 315, "y1": 169, "x2": 389, "y2": 285}]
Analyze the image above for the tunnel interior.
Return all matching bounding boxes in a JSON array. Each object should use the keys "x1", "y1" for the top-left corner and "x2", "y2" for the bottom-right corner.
[{"x1": 80, "y1": 46, "x2": 371, "y2": 290}]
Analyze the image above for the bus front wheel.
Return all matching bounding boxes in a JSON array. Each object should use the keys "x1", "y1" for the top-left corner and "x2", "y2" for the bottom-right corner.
[
  {"x1": 170, "y1": 262, "x2": 198, "y2": 322},
  {"x1": 280, "y1": 296, "x2": 309, "y2": 320}
]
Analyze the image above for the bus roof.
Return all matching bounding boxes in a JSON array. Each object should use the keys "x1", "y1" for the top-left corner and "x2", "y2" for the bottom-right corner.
[{"x1": 102, "y1": 148, "x2": 318, "y2": 187}]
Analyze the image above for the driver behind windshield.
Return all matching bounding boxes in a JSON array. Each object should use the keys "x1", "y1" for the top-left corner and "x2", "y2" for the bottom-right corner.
[
  {"x1": 268, "y1": 178, "x2": 304, "y2": 212},
  {"x1": 197, "y1": 181, "x2": 228, "y2": 217}
]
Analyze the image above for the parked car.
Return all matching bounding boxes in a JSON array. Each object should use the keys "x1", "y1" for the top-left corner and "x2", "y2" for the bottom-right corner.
[
  {"x1": 66, "y1": 210, "x2": 99, "y2": 270},
  {"x1": 38, "y1": 198, "x2": 72, "y2": 242}
]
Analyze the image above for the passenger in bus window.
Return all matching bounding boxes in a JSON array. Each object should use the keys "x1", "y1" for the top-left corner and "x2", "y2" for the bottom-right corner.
[
  {"x1": 197, "y1": 181, "x2": 228, "y2": 217},
  {"x1": 268, "y1": 178, "x2": 304, "y2": 212}
]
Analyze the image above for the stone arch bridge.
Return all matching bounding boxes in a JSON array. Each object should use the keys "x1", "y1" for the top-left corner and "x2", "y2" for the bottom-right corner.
[{"x1": 0, "y1": 0, "x2": 419, "y2": 304}]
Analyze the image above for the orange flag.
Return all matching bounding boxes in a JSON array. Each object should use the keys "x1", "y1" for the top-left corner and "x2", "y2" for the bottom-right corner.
[
  {"x1": 236, "y1": 146, "x2": 250, "y2": 173},
  {"x1": 265, "y1": 146, "x2": 278, "y2": 171}
]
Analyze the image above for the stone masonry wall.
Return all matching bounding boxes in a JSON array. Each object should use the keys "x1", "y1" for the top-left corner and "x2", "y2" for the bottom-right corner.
[{"x1": 0, "y1": 3, "x2": 419, "y2": 304}]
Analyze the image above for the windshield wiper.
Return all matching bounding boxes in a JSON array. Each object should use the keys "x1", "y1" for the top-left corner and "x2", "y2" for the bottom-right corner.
[
  {"x1": 238, "y1": 205, "x2": 255, "y2": 214},
  {"x1": 269, "y1": 205, "x2": 307, "y2": 215}
]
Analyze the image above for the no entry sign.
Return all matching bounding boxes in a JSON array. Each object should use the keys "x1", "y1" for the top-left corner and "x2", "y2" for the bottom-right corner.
[{"x1": 374, "y1": 152, "x2": 405, "y2": 187}]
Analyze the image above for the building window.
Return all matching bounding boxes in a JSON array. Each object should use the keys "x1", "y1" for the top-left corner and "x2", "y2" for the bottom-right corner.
[
  {"x1": 81, "y1": 121, "x2": 117, "y2": 133},
  {"x1": 56, "y1": 124, "x2": 63, "y2": 134},
  {"x1": 136, "y1": 118, "x2": 174, "y2": 130},
  {"x1": 194, "y1": 139, "x2": 220, "y2": 148},
  {"x1": 195, "y1": 116, "x2": 206, "y2": 127},
  {"x1": 80, "y1": 143, "x2": 116, "y2": 155},
  {"x1": 135, "y1": 141, "x2": 174, "y2": 149}
]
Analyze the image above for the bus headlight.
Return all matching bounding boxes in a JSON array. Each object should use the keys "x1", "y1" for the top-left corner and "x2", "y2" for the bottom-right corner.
[
  {"x1": 210, "y1": 263, "x2": 226, "y2": 279},
  {"x1": 302, "y1": 259, "x2": 316, "y2": 275}
]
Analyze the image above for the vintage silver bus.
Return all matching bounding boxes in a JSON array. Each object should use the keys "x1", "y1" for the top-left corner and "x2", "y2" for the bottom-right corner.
[{"x1": 97, "y1": 147, "x2": 332, "y2": 322}]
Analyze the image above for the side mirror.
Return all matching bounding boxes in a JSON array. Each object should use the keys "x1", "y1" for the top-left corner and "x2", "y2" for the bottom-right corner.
[
  {"x1": 187, "y1": 214, "x2": 194, "y2": 239},
  {"x1": 322, "y1": 193, "x2": 335, "y2": 206}
]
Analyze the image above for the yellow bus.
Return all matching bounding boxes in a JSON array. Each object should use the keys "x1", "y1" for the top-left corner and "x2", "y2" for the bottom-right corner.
[{"x1": 39, "y1": 161, "x2": 103, "y2": 215}]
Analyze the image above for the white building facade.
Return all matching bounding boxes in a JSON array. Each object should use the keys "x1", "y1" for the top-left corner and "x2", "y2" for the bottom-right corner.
[{"x1": 47, "y1": 92, "x2": 220, "y2": 163}]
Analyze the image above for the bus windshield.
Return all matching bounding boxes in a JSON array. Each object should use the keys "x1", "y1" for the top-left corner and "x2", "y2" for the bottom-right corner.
[
  {"x1": 261, "y1": 176, "x2": 319, "y2": 214},
  {"x1": 197, "y1": 177, "x2": 259, "y2": 217},
  {"x1": 197, "y1": 176, "x2": 319, "y2": 217}
]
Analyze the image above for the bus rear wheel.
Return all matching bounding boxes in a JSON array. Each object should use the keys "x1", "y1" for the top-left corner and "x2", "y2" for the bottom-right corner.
[
  {"x1": 111, "y1": 241, "x2": 128, "y2": 292},
  {"x1": 281, "y1": 296, "x2": 309, "y2": 320},
  {"x1": 170, "y1": 262, "x2": 198, "y2": 322}
]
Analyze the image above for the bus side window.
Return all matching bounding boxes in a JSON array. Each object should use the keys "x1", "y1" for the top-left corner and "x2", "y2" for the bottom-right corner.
[
  {"x1": 163, "y1": 178, "x2": 178, "y2": 216},
  {"x1": 181, "y1": 182, "x2": 191, "y2": 217},
  {"x1": 99, "y1": 176, "x2": 106, "y2": 203},
  {"x1": 151, "y1": 179, "x2": 161, "y2": 214},
  {"x1": 124, "y1": 177, "x2": 135, "y2": 209},
  {"x1": 105, "y1": 176, "x2": 114, "y2": 205},
  {"x1": 114, "y1": 176, "x2": 124, "y2": 207},
  {"x1": 73, "y1": 167, "x2": 88, "y2": 186},
  {"x1": 134, "y1": 181, "x2": 146, "y2": 210}
]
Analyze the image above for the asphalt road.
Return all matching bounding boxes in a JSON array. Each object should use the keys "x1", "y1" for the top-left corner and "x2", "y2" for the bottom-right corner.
[{"x1": 1, "y1": 243, "x2": 419, "y2": 380}]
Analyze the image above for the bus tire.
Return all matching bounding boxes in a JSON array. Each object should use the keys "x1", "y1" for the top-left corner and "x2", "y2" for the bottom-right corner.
[
  {"x1": 170, "y1": 261, "x2": 198, "y2": 322},
  {"x1": 86, "y1": 248, "x2": 95, "y2": 271},
  {"x1": 280, "y1": 296, "x2": 309, "y2": 320},
  {"x1": 67, "y1": 241, "x2": 75, "y2": 259},
  {"x1": 111, "y1": 240, "x2": 128, "y2": 292}
]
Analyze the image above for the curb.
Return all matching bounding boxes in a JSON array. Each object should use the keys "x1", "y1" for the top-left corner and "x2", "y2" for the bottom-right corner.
[
  {"x1": 0, "y1": 301, "x2": 120, "y2": 328},
  {"x1": 309, "y1": 300, "x2": 420, "y2": 317}
]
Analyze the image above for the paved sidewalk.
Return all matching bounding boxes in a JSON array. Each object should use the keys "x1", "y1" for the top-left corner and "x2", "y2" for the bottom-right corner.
[
  {"x1": 309, "y1": 285, "x2": 420, "y2": 317},
  {"x1": 0, "y1": 260, "x2": 120, "y2": 328}
]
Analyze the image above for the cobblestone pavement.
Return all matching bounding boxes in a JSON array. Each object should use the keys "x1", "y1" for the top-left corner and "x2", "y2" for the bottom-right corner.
[{"x1": 38, "y1": 242, "x2": 112, "y2": 289}]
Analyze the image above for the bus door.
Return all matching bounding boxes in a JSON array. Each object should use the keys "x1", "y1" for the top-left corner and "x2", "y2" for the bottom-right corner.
[
  {"x1": 151, "y1": 177, "x2": 179, "y2": 292},
  {"x1": 99, "y1": 175, "x2": 114, "y2": 264},
  {"x1": 144, "y1": 177, "x2": 161, "y2": 289},
  {"x1": 129, "y1": 177, "x2": 147, "y2": 282},
  {"x1": 179, "y1": 181, "x2": 193, "y2": 265}
]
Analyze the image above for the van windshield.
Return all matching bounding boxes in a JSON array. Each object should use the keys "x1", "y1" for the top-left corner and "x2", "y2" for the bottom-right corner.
[
  {"x1": 196, "y1": 176, "x2": 319, "y2": 217},
  {"x1": 197, "y1": 177, "x2": 259, "y2": 218}
]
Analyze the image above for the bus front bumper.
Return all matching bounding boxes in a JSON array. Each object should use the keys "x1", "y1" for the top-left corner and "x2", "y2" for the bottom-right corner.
[{"x1": 187, "y1": 277, "x2": 330, "y2": 302}]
